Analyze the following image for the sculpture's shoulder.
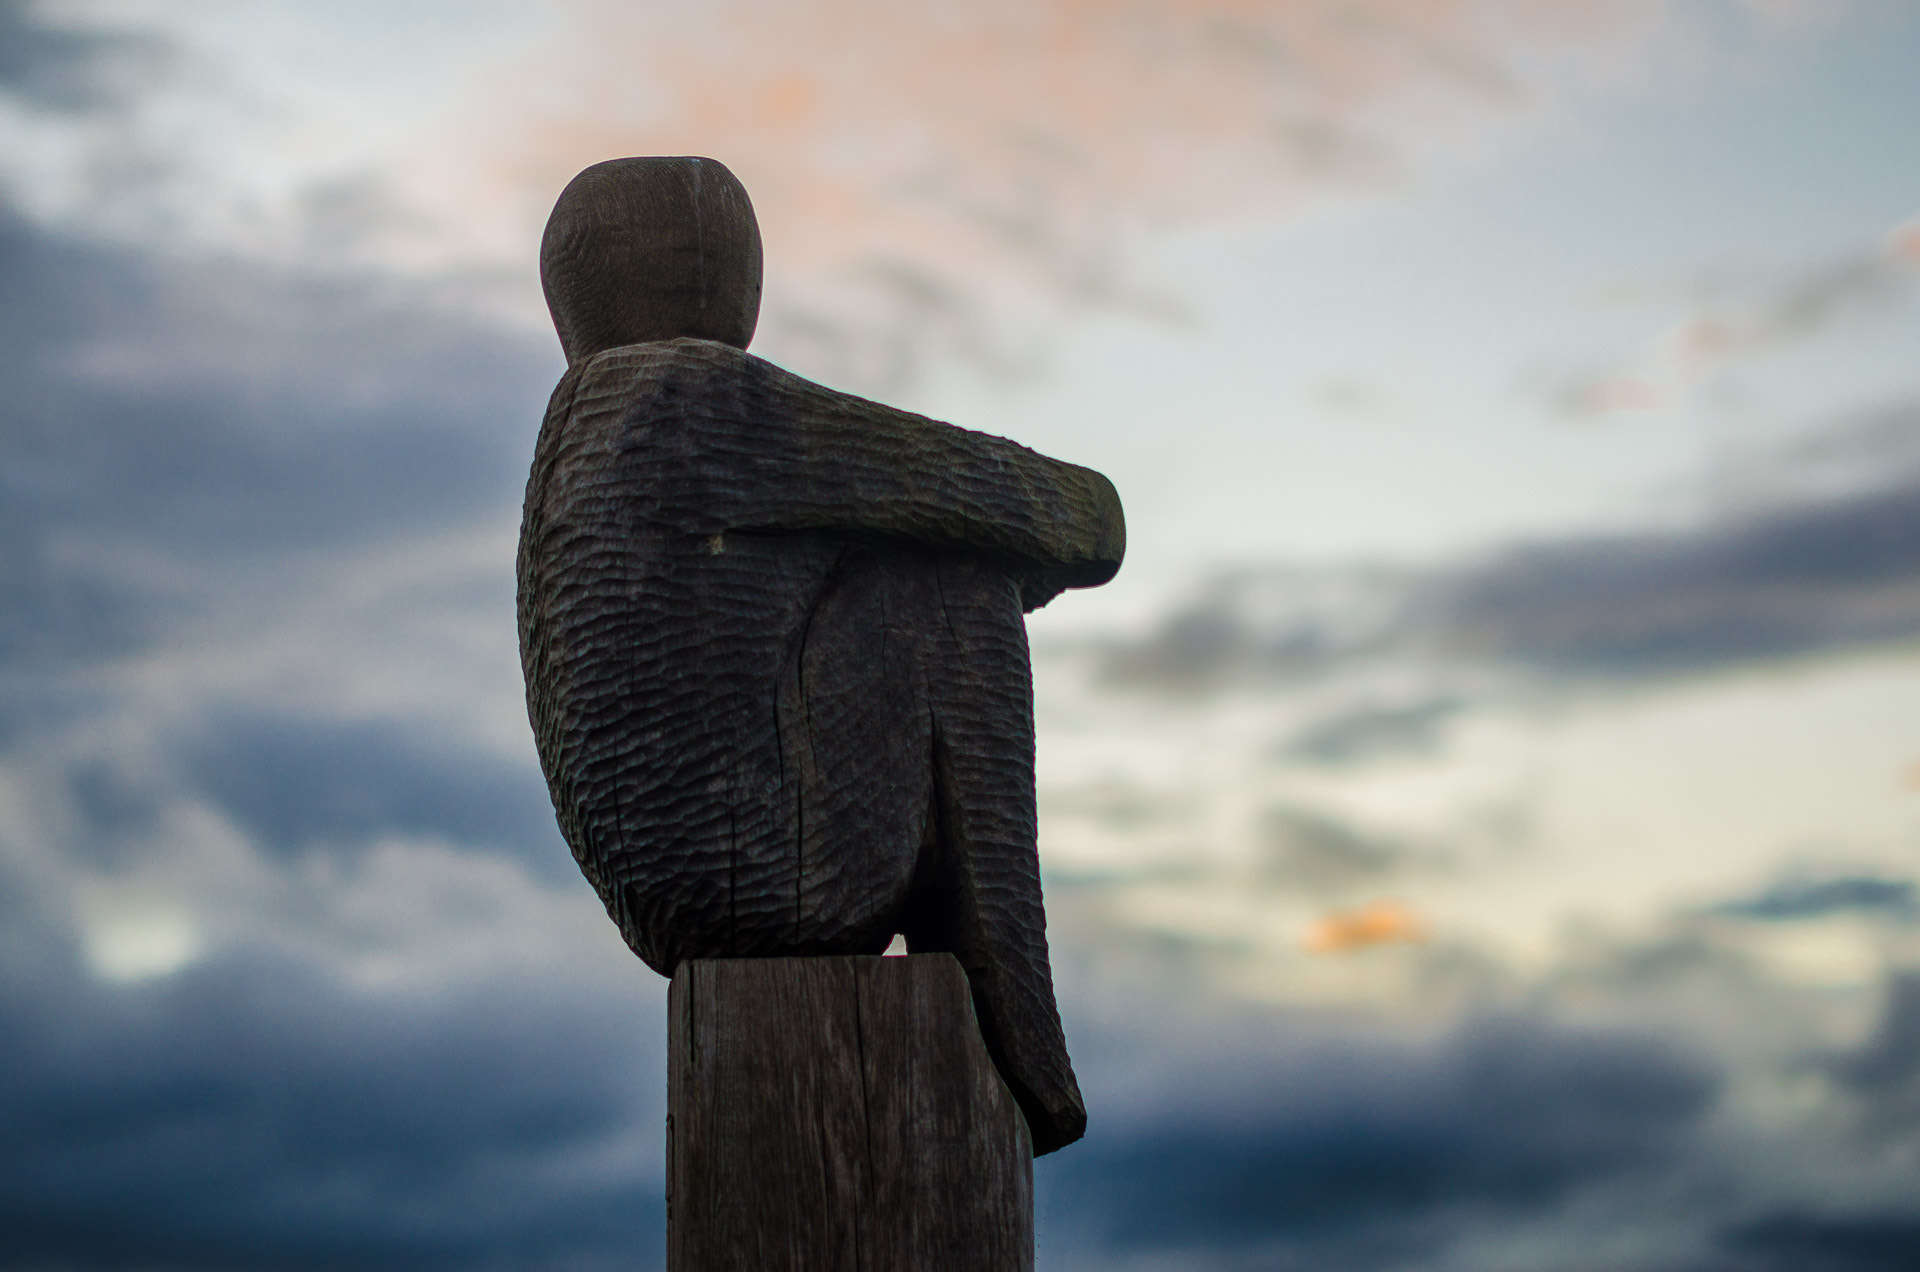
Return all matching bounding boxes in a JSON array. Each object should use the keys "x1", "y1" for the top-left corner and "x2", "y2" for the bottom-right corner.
[
  {"x1": 555, "y1": 337, "x2": 762, "y2": 430},
  {"x1": 551, "y1": 337, "x2": 959, "y2": 455},
  {"x1": 528, "y1": 338, "x2": 762, "y2": 500}
]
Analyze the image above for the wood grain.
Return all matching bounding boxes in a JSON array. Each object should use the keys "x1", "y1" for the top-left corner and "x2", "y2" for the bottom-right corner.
[
  {"x1": 668, "y1": 955, "x2": 1033, "y2": 1272},
  {"x1": 520, "y1": 157, "x2": 1122, "y2": 1154}
]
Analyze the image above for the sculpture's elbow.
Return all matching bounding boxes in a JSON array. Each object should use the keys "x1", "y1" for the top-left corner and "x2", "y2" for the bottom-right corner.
[
  {"x1": 1021, "y1": 472, "x2": 1123, "y2": 612},
  {"x1": 1071, "y1": 468, "x2": 1125, "y2": 587}
]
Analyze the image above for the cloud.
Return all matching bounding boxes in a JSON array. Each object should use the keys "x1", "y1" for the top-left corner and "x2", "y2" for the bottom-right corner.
[
  {"x1": 3, "y1": 23, "x2": 1917, "y2": 1268},
  {"x1": 1040, "y1": 1012, "x2": 1719, "y2": 1268},
  {"x1": 1823, "y1": 973, "x2": 1920, "y2": 1131},
  {"x1": 0, "y1": 0, "x2": 166, "y2": 114},
  {"x1": 1440, "y1": 474, "x2": 1920, "y2": 672},
  {"x1": 1303, "y1": 900, "x2": 1428, "y2": 953},
  {"x1": 500, "y1": 0, "x2": 1797, "y2": 266},
  {"x1": 0, "y1": 186, "x2": 577, "y2": 857},
  {"x1": 1711, "y1": 876, "x2": 1916, "y2": 922},
  {"x1": 0, "y1": 197, "x2": 556, "y2": 734},
  {"x1": 1102, "y1": 408, "x2": 1920, "y2": 685},
  {"x1": 0, "y1": 888, "x2": 664, "y2": 1271},
  {"x1": 495, "y1": 0, "x2": 1752, "y2": 387},
  {"x1": 1029, "y1": 908, "x2": 1920, "y2": 1270},
  {"x1": 0, "y1": 193, "x2": 658, "y2": 1268},
  {"x1": 0, "y1": 205, "x2": 548, "y2": 523},
  {"x1": 1258, "y1": 805, "x2": 1412, "y2": 888},
  {"x1": 1565, "y1": 216, "x2": 1920, "y2": 416},
  {"x1": 1278, "y1": 695, "x2": 1464, "y2": 764},
  {"x1": 1715, "y1": 1214, "x2": 1920, "y2": 1272},
  {"x1": 1098, "y1": 565, "x2": 1422, "y2": 686},
  {"x1": 180, "y1": 711, "x2": 566, "y2": 875},
  {"x1": 0, "y1": 2, "x2": 1811, "y2": 390}
]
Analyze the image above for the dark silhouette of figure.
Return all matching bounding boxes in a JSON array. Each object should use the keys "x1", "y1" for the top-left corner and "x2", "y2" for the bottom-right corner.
[{"x1": 518, "y1": 157, "x2": 1123, "y2": 1154}]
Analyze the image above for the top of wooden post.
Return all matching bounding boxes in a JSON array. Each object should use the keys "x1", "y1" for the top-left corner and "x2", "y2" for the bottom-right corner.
[{"x1": 539, "y1": 156, "x2": 764, "y2": 364}]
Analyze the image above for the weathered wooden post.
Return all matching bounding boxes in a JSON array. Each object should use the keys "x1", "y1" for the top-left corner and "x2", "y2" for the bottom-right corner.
[
  {"x1": 516, "y1": 156, "x2": 1124, "y2": 1266},
  {"x1": 668, "y1": 955, "x2": 1032, "y2": 1270}
]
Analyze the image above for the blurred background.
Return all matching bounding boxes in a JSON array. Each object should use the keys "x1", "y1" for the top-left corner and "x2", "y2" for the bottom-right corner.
[{"x1": 3, "y1": 1, "x2": 1919, "y2": 1268}]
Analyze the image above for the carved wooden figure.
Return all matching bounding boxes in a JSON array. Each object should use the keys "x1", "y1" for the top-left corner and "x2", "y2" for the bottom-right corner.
[{"x1": 518, "y1": 156, "x2": 1123, "y2": 1155}]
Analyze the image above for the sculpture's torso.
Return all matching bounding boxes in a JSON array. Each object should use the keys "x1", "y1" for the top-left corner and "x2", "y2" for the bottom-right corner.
[
  {"x1": 520, "y1": 340, "x2": 981, "y2": 972},
  {"x1": 517, "y1": 334, "x2": 1116, "y2": 1151}
]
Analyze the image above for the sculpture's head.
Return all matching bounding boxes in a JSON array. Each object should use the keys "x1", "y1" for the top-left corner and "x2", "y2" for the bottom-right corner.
[{"x1": 540, "y1": 156, "x2": 763, "y2": 364}]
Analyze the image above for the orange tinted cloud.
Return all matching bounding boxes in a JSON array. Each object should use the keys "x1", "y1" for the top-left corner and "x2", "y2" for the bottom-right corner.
[
  {"x1": 1571, "y1": 209, "x2": 1920, "y2": 415},
  {"x1": 1889, "y1": 220, "x2": 1920, "y2": 265},
  {"x1": 458, "y1": 0, "x2": 1769, "y2": 379},
  {"x1": 1302, "y1": 899, "x2": 1428, "y2": 952},
  {"x1": 1579, "y1": 375, "x2": 1665, "y2": 413},
  {"x1": 513, "y1": 0, "x2": 1655, "y2": 250}
]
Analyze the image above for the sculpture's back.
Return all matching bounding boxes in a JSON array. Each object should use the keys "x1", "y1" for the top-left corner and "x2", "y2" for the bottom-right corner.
[{"x1": 518, "y1": 157, "x2": 1123, "y2": 1155}]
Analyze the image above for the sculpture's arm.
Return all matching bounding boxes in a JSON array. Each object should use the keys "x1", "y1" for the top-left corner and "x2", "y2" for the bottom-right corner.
[{"x1": 589, "y1": 340, "x2": 1125, "y2": 599}]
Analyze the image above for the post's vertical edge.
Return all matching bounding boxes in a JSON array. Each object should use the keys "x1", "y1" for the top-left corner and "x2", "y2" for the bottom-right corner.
[
  {"x1": 932, "y1": 952, "x2": 1034, "y2": 1272},
  {"x1": 665, "y1": 961, "x2": 688, "y2": 1272}
]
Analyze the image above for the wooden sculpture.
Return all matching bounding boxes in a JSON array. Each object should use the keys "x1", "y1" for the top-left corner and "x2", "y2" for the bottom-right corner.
[{"x1": 517, "y1": 156, "x2": 1123, "y2": 1155}]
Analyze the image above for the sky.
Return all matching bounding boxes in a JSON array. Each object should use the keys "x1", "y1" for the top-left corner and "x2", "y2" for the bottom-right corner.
[{"x1": 3, "y1": 1, "x2": 1920, "y2": 1269}]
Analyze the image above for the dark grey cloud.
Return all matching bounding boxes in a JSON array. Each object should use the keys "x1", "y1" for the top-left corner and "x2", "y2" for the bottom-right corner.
[
  {"x1": 1104, "y1": 409, "x2": 1920, "y2": 688},
  {"x1": 0, "y1": 904, "x2": 663, "y2": 1271},
  {"x1": 0, "y1": 211, "x2": 553, "y2": 543},
  {"x1": 1438, "y1": 475, "x2": 1920, "y2": 673},
  {"x1": 1824, "y1": 973, "x2": 1920, "y2": 1133},
  {"x1": 1715, "y1": 1213, "x2": 1920, "y2": 1272},
  {"x1": 0, "y1": 191, "x2": 644, "y2": 1268},
  {"x1": 1038, "y1": 1015, "x2": 1719, "y2": 1269},
  {"x1": 0, "y1": 877, "x2": 1733, "y2": 1272},
  {"x1": 179, "y1": 711, "x2": 566, "y2": 874},
  {"x1": 0, "y1": 188, "x2": 568, "y2": 877},
  {"x1": 0, "y1": 192, "x2": 568, "y2": 870},
  {"x1": 1278, "y1": 695, "x2": 1463, "y2": 765},
  {"x1": 1257, "y1": 804, "x2": 1410, "y2": 888},
  {"x1": 1099, "y1": 566, "x2": 1421, "y2": 687},
  {"x1": 1712, "y1": 876, "x2": 1916, "y2": 922},
  {"x1": 0, "y1": 0, "x2": 167, "y2": 113},
  {"x1": 0, "y1": 203, "x2": 555, "y2": 686}
]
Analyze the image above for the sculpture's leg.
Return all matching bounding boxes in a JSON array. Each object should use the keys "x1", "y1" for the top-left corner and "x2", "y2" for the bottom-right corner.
[
  {"x1": 781, "y1": 546, "x2": 936, "y2": 955},
  {"x1": 896, "y1": 559, "x2": 1087, "y2": 1155}
]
